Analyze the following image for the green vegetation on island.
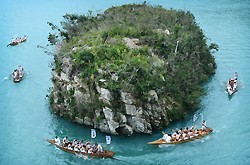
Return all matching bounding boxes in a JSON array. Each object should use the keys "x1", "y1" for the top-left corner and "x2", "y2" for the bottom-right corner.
[{"x1": 47, "y1": 3, "x2": 218, "y2": 135}]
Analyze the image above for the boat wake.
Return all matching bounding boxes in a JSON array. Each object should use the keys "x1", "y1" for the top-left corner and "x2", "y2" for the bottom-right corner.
[
  {"x1": 75, "y1": 153, "x2": 88, "y2": 160},
  {"x1": 3, "y1": 77, "x2": 9, "y2": 80},
  {"x1": 159, "y1": 144, "x2": 172, "y2": 148}
]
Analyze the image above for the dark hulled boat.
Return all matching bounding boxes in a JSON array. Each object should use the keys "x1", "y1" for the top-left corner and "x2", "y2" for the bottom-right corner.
[
  {"x1": 13, "y1": 66, "x2": 24, "y2": 83},
  {"x1": 7, "y1": 36, "x2": 28, "y2": 47},
  {"x1": 226, "y1": 78, "x2": 238, "y2": 96},
  {"x1": 47, "y1": 139, "x2": 115, "y2": 159}
]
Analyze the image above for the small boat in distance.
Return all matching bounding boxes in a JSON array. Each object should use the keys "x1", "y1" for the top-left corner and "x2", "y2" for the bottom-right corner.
[
  {"x1": 148, "y1": 127, "x2": 213, "y2": 145},
  {"x1": 7, "y1": 35, "x2": 28, "y2": 47},
  {"x1": 13, "y1": 65, "x2": 24, "y2": 83},
  {"x1": 47, "y1": 139, "x2": 116, "y2": 159},
  {"x1": 226, "y1": 72, "x2": 238, "y2": 96}
]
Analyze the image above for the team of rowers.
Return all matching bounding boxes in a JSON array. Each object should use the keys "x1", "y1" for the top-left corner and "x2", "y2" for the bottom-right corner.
[
  {"x1": 54, "y1": 136, "x2": 103, "y2": 154},
  {"x1": 9, "y1": 35, "x2": 28, "y2": 45},
  {"x1": 13, "y1": 65, "x2": 24, "y2": 82},
  {"x1": 226, "y1": 72, "x2": 238, "y2": 93},
  {"x1": 162, "y1": 120, "x2": 210, "y2": 143}
]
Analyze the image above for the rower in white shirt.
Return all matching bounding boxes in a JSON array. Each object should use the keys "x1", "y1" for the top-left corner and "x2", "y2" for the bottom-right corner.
[
  {"x1": 54, "y1": 136, "x2": 61, "y2": 146},
  {"x1": 162, "y1": 133, "x2": 172, "y2": 143}
]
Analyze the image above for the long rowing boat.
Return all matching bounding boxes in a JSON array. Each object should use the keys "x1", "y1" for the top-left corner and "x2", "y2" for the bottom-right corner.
[
  {"x1": 147, "y1": 127, "x2": 213, "y2": 145},
  {"x1": 7, "y1": 36, "x2": 28, "y2": 47},
  {"x1": 13, "y1": 66, "x2": 24, "y2": 83},
  {"x1": 226, "y1": 78, "x2": 238, "y2": 96},
  {"x1": 47, "y1": 139, "x2": 115, "y2": 159}
]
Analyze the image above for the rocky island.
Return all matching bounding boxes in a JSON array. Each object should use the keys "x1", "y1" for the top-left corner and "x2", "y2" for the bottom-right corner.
[{"x1": 47, "y1": 3, "x2": 218, "y2": 136}]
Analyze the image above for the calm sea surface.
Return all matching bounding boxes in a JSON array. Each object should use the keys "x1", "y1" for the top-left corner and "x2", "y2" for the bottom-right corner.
[{"x1": 1, "y1": 0, "x2": 250, "y2": 164}]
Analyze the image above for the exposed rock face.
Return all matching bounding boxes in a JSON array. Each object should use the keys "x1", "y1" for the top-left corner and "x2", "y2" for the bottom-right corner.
[
  {"x1": 148, "y1": 90, "x2": 159, "y2": 102},
  {"x1": 121, "y1": 92, "x2": 134, "y2": 104},
  {"x1": 62, "y1": 57, "x2": 72, "y2": 76},
  {"x1": 99, "y1": 119, "x2": 110, "y2": 133},
  {"x1": 121, "y1": 124, "x2": 133, "y2": 135},
  {"x1": 50, "y1": 69, "x2": 169, "y2": 135},
  {"x1": 75, "y1": 117, "x2": 84, "y2": 124},
  {"x1": 96, "y1": 86, "x2": 112, "y2": 105},
  {"x1": 83, "y1": 117, "x2": 93, "y2": 126},
  {"x1": 127, "y1": 116, "x2": 146, "y2": 133},
  {"x1": 125, "y1": 104, "x2": 137, "y2": 116}
]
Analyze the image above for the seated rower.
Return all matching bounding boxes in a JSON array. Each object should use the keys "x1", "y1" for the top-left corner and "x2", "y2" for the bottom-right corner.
[
  {"x1": 230, "y1": 79, "x2": 235, "y2": 88},
  {"x1": 162, "y1": 133, "x2": 172, "y2": 143},
  {"x1": 88, "y1": 147, "x2": 93, "y2": 154},
  {"x1": 97, "y1": 144, "x2": 103, "y2": 154},
  {"x1": 13, "y1": 69, "x2": 20, "y2": 80},
  {"x1": 92, "y1": 143, "x2": 98, "y2": 153},
  {"x1": 67, "y1": 143, "x2": 73, "y2": 150},
  {"x1": 178, "y1": 128, "x2": 183, "y2": 134},
  {"x1": 188, "y1": 130, "x2": 194, "y2": 138},
  {"x1": 233, "y1": 82, "x2": 237, "y2": 91},
  {"x1": 180, "y1": 134, "x2": 185, "y2": 141},
  {"x1": 198, "y1": 128, "x2": 203, "y2": 134},
  {"x1": 183, "y1": 127, "x2": 189, "y2": 134},
  {"x1": 74, "y1": 145, "x2": 79, "y2": 152},
  {"x1": 62, "y1": 136, "x2": 68, "y2": 147},
  {"x1": 175, "y1": 132, "x2": 181, "y2": 141},
  {"x1": 85, "y1": 141, "x2": 91, "y2": 150},
  {"x1": 182, "y1": 133, "x2": 188, "y2": 140},
  {"x1": 171, "y1": 132, "x2": 177, "y2": 141},
  {"x1": 80, "y1": 146, "x2": 86, "y2": 153},
  {"x1": 194, "y1": 129, "x2": 200, "y2": 136},
  {"x1": 18, "y1": 65, "x2": 24, "y2": 77},
  {"x1": 21, "y1": 37, "x2": 26, "y2": 42},
  {"x1": 162, "y1": 133, "x2": 168, "y2": 140},
  {"x1": 185, "y1": 132, "x2": 191, "y2": 139},
  {"x1": 78, "y1": 139, "x2": 84, "y2": 148},
  {"x1": 54, "y1": 136, "x2": 61, "y2": 146},
  {"x1": 72, "y1": 139, "x2": 77, "y2": 147}
]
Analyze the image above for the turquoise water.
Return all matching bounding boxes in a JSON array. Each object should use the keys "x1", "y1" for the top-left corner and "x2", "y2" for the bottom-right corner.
[{"x1": 1, "y1": 0, "x2": 250, "y2": 164}]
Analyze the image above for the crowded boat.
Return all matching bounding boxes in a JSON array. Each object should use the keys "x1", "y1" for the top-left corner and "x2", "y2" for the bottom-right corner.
[
  {"x1": 47, "y1": 136, "x2": 115, "y2": 159},
  {"x1": 148, "y1": 120, "x2": 213, "y2": 145},
  {"x1": 7, "y1": 35, "x2": 28, "y2": 47},
  {"x1": 13, "y1": 65, "x2": 24, "y2": 83},
  {"x1": 226, "y1": 72, "x2": 238, "y2": 95}
]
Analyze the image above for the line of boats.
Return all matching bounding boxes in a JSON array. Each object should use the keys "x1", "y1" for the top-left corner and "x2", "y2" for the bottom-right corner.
[
  {"x1": 47, "y1": 124, "x2": 213, "y2": 160},
  {"x1": 6, "y1": 35, "x2": 27, "y2": 82}
]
